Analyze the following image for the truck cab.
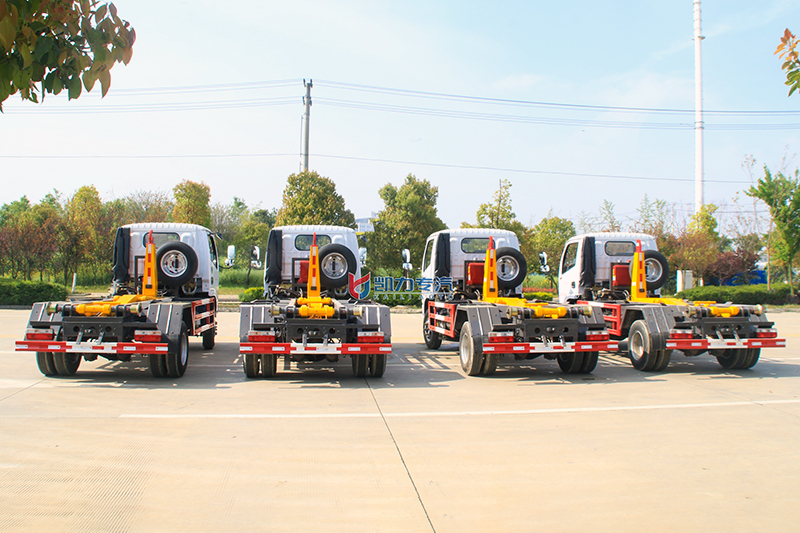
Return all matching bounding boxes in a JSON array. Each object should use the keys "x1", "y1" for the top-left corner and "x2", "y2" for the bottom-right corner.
[{"x1": 558, "y1": 232, "x2": 665, "y2": 303}]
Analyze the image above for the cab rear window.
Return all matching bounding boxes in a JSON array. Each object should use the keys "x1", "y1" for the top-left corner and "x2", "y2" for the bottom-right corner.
[
  {"x1": 295, "y1": 234, "x2": 332, "y2": 251},
  {"x1": 142, "y1": 232, "x2": 179, "y2": 248},
  {"x1": 604, "y1": 241, "x2": 635, "y2": 256},
  {"x1": 461, "y1": 238, "x2": 489, "y2": 254}
]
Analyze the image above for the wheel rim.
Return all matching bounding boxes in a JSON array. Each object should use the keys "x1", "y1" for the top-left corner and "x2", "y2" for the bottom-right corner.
[
  {"x1": 644, "y1": 259, "x2": 663, "y2": 283},
  {"x1": 630, "y1": 330, "x2": 645, "y2": 360},
  {"x1": 460, "y1": 337, "x2": 471, "y2": 365},
  {"x1": 497, "y1": 256, "x2": 520, "y2": 282},
  {"x1": 321, "y1": 252, "x2": 347, "y2": 279},
  {"x1": 161, "y1": 251, "x2": 188, "y2": 278}
]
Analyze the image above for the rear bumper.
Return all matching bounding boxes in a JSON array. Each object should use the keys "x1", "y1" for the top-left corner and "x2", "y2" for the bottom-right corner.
[
  {"x1": 240, "y1": 342, "x2": 392, "y2": 355},
  {"x1": 482, "y1": 340, "x2": 619, "y2": 354},
  {"x1": 16, "y1": 340, "x2": 169, "y2": 355},
  {"x1": 665, "y1": 337, "x2": 786, "y2": 350}
]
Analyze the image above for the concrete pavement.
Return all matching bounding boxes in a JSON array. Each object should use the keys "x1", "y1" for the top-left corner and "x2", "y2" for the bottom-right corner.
[{"x1": 1, "y1": 310, "x2": 799, "y2": 532}]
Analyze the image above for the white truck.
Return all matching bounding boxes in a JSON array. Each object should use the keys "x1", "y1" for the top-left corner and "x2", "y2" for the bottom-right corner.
[
  {"x1": 238, "y1": 225, "x2": 392, "y2": 378},
  {"x1": 16, "y1": 223, "x2": 223, "y2": 378},
  {"x1": 421, "y1": 228, "x2": 618, "y2": 376},
  {"x1": 557, "y1": 232, "x2": 785, "y2": 371}
]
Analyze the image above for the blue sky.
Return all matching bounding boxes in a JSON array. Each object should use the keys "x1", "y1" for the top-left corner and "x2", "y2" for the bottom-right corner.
[{"x1": 2, "y1": 0, "x2": 800, "y2": 231}]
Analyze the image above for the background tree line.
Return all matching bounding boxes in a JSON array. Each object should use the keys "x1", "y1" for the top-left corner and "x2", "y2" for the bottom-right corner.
[{"x1": 2, "y1": 162, "x2": 798, "y2": 292}]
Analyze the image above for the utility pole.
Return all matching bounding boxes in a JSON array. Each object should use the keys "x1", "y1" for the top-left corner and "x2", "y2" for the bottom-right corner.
[
  {"x1": 301, "y1": 79, "x2": 312, "y2": 172},
  {"x1": 694, "y1": 0, "x2": 704, "y2": 214}
]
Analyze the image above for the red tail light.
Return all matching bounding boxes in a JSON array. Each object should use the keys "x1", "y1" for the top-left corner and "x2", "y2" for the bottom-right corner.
[
  {"x1": 248, "y1": 331, "x2": 276, "y2": 343},
  {"x1": 357, "y1": 331, "x2": 384, "y2": 343},
  {"x1": 584, "y1": 330, "x2": 609, "y2": 341},
  {"x1": 487, "y1": 332, "x2": 514, "y2": 343},
  {"x1": 669, "y1": 330, "x2": 694, "y2": 339},
  {"x1": 25, "y1": 329, "x2": 54, "y2": 341},
  {"x1": 755, "y1": 328, "x2": 778, "y2": 339},
  {"x1": 134, "y1": 330, "x2": 163, "y2": 342}
]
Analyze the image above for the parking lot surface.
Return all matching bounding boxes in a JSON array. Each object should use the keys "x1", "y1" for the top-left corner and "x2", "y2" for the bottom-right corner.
[{"x1": 1, "y1": 309, "x2": 799, "y2": 532}]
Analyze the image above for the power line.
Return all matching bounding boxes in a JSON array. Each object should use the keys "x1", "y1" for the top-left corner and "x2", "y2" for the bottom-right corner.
[{"x1": 1, "y1": 97, "x2": 299, "y2": 114}]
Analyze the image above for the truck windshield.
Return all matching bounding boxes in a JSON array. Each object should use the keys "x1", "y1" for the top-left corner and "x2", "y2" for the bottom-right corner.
[
  {"x1": 295, "y1": 234, "x2": 332, "y2": 251},
  {"x1": 461, "y1": 238, "x2": 489, "y2": 253}
]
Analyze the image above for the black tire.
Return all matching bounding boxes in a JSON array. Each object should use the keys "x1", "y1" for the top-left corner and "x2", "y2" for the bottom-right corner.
[
  {"x1": 495, "y1": 247, "x2": 527, "y2": 290},
  {"x1": 149, "y1": 354, "x2": 168, "y2": 377},
  {"x1": 36, "y1": 352, "x2": 58, "y2": 376},
  {"x1": 166, "y1": 324, "x2": 189, "y2": 378},
  {"x1": 261, "y1": 354, "x2": 277, "y2": 377},
  {"x1": 202, "y1": 329, "x2": 215, "y2": 350},
  {"x1": 352, "y1": 354, "x2": 368, "y2": 377},
  {"x1": 423, "y1": 308, "x2": 442, "y2": 350},
  {"x1": 714, "y1": 349, "x2": 747, "y2": 370},
  {"x1": 369, "y1": 354, "x2": 388, "y2": 378},
  {"x1": 53, "y1": 353, "x2": 81, "y2": 376},
  {"x1": 628, "y1": 320, "x2": 658, "y2": 371},
  {"x1": 651, "y1": 349, "x2": 672, "y2": 372},
  {"x1": 480, "y1": 352, "x2": 498, "y2": 376},
  {"x1": 243, "y1": 353, "x2": 260, "y2": 378},
  {"x1": 156, "y1": 241, "x2": 199, "y2": 287},
  {"x1": 459, "y1": 322, "x2": 484, "y2": 376},
  {"x1": 628, "y1": 250, "x2": 669, "y2": 291},
  {"x1": 318, "y1": 244, "x2": 357, "y2": 289},
  {"x1": 557, "y1": 353, "x2": 585, "y2": 373},
  {"x1": 741, "y1": 348, "x2": 761, "y2": 369},
  {"x1": 579, "y1": 351, "x2": 599, "y2": 373}
]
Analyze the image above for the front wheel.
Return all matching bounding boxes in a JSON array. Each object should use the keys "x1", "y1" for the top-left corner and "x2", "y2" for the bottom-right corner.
[
  {"x1": 423, "y1": 309, "x2": 442, "y2": 350},
  {"x1": 459, "y1": 322, "x2": 484, "y2": 376}
]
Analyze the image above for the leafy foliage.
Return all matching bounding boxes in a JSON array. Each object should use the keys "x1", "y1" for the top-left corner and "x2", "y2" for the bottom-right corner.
[
  {"x1": 0, "y1": 277, "x2": 67, "y2": 305},
  {"x1": 776, "y1": 29, "x2": 800, "y2": 96},
  {"x1": 172, "y1": 180, "x2": 211, "y2": 227},
  {"x1": 526, "y1": 215, "x2": 575, "y2": 286},
  {"x1": 276, "y1": 171, "x2": 355, "y2": 228},
  {"x1": 707, "y1": 249, "x2": 759, "y2": 285},
  {"x1": 369, "y1": 174, "x2": 446, "y2": 271},
  {"x1": 676, "y1": 283, "x2": 793, "y2": 306},
  {"x1": 0, "y1": 0, "x2": 135, "y2": 110}
]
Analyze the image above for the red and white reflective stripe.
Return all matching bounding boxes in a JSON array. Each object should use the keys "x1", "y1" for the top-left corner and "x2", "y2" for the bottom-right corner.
[
  {"x1": 240, "y1": 342, "x2": 391, "y2": 355},
  {"x1": 15, "y1": 340, "x2": 169, "y2": 354},
  {"x1": 482, "y1": 340, "x2": 618, "y2": 353},
  {"x1": 665, "y1": 338, "x2": 787, "y2": 350}
]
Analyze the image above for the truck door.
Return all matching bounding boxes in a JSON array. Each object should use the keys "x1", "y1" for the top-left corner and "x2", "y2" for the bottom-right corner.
[
  {"x1": 420, "y1": 236, "x2": 436, "y2": 302},
  {"x1": 558, "y1": 240, "x2": 581, "y2": 303}
]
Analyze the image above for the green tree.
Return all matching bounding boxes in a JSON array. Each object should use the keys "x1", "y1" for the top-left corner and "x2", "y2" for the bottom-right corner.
[
  {"x1": 275, "y1": 171, "x2": 355, "y2": 228},
  {"x1": 0, "y1": 0, "x2": 135, "y2": 110},
  {"x1": 670, "y1": 204, "x2": 722, "y2": 285},
  {"x1": 122, "y1": 190, "x2": 173, "y2": 224},
  {"x1": 173, "y1": 180, "x2": 211, "y2": 227},
  {"x1": 369, "y1": 174, "x2": 446, "y2": 272},
  {"x1": 776, "y1": 29, "x2": 800, "y2": 96},
  {"x1": 463, "y1": 178, "x2": 531, "y2": 264},
  {"x1": 747, "y1": 166, "x2": 800, "y2": 295},
  {"x1": 527, "y1": 214, "x2": 576, "y2": 286}
]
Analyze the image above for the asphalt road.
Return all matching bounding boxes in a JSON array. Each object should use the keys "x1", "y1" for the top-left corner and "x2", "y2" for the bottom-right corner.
[{"x1": 1, "y1": 309, "x2": 799, "y2": 532}]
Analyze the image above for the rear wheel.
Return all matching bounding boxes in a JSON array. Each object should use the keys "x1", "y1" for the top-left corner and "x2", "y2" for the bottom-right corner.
[
  {"x1": 579, "y1": 351, "x2": 599, "y2": 373},
  {"x1": 557, "y1": 353, "x2": 585, "y2": 373},
  {"x1": 651, "y1": 349, "x2": 672, "y2": 372},
  {"x1": 423, "y1": 309, "x2": 442, "y2": 350},
  {"x1": 36, "y1": 352, "x2": 58, "y2": 376},
  {"x1": 261, "y1": 354, "x2": 277, "y2": 377},
  {"x1": 628, "y1": 320, "x2": 659, "y2": 371},
  {"x1": 714, "y1": 349, "x2": 747, "y2": 370},
  {"x1": 352, "y1": 354, "x2": 368, "y2": 377},
  {"x1": 53, "y1": 353, "x2": 81, "y2": 376},
  {"x1": 369, "y1": 354, "x2": 388, "y2": 378},
  {"x1": 480, "y1": 352, "x2": 498, "y2": 376},
  {"x1": 149, "y1": 354, "x2": 168, "y2": 377},
  {"x1": 166, "y1": 324, "x2": 189, "y2": 378},
  {"x1": 741, "y1": 348, "x2": 761, "y2": 369},
  {"x1": 459, "y1": 322, "x2": 484, "y2": 376},
  {"x1": 243, "y1": 353, "x2": 260, "y2": 378},
  {"x1": 202, "y1": 329, "x2": 215, "y2": 350}
]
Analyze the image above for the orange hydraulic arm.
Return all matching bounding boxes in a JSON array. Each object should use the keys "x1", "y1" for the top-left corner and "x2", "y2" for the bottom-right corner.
[{"x1": 296, "y1": 233, "x2": 335, "y2": 318}]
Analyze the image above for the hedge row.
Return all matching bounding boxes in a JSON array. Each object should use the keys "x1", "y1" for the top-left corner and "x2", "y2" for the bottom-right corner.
[
  {"x1": 675, "y1": 284, "x2": 795, "y2": 306},
  {"x1": 0, "y1": 279, "x2": 68, "y2": 306}
]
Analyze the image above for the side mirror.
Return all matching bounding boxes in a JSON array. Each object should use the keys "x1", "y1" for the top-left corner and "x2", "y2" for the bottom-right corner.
[
  {"x1": 225, "y1": 245, "x2": 236, "y2": 267},
  {"x1": 358, "y1": 247, "x2": 367, "y2": 267},
  {"x1": 402, "y1": 248, "x2": 411, "y2": 264},
  {"x1": 250, "y1": 246, "x2": 262, "y2": 268},
  {"x1": 539, "y1": 252, "x2": 550, "y2": 273}
]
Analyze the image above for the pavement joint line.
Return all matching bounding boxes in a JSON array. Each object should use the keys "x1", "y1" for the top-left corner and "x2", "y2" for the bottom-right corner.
[
  {"x1": 365, "y1": 378, "x2": 436, "y2": 532},
  {"x1": 114, "y1": 398, "x2": 800, "y2": 419}
]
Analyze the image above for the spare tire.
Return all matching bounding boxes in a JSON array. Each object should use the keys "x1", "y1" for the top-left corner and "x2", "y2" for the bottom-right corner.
[
  {"x1": 628, "y1": 249, "x2": 669, "y2": 290},
  {"x1": 496, "y1": 247, "x2": 527, "y2": 289},
  {"x1": 318, "y1": 243, "x2": 357, "y2": 289},
  {"x1": 157, "y1": 241, "x2": 198, "y2": 287}
]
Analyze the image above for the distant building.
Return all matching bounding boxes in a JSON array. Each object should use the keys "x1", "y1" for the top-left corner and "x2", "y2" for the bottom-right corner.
[{"x1": 355, "y1": 212, "x2": 378, "y2": 233}]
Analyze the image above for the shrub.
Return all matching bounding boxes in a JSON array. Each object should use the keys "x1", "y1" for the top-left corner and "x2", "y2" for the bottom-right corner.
[
  {"x1": 0, "y1": 279, "x2": 69, "y2": 306},
  {"x1": 522, "y1": 291, "x2": 554, "y2": 302},
  {"x1": 239, "y1": 287, "x2": 265, "y2": 302},
  {"x1": 371, "y1": 292, "x2": 421, "y2": 307},
  {"x1": 222, "y1": 268, "x2": 262, "y2": 288},
  {"x1": 676, "y1": 283, "x2": 794, "y2": 306}
]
